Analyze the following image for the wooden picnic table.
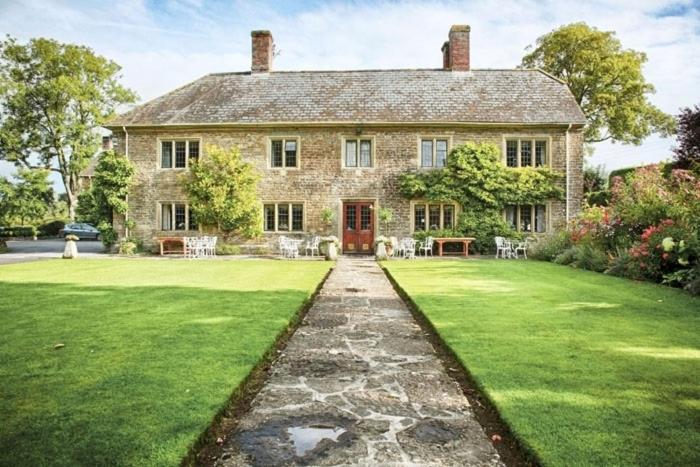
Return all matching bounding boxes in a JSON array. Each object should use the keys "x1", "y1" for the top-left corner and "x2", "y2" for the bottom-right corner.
[
  {"x1": 154, "y1": 236, "x2": 185, "y2": 255},
  {"x1": 434, "y1": 237, "x2": 476, "y2": 257}
]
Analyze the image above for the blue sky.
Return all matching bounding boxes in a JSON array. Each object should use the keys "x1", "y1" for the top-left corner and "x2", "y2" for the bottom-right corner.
[{"x1": 1, "y1": 0, "x2": 699, "y2": 189}]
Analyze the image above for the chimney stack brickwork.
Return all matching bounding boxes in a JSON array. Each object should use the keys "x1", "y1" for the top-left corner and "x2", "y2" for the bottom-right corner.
[
  {"x1": 251, "y1": 30, "x2": 273, "y2": 73},
  {"x1": 446, "y1": 25, "x2": 470, "y2": 71}
]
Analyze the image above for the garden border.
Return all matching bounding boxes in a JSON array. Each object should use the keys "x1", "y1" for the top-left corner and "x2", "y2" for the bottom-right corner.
[
  {"x1": 381, "y1": 264, "x2": 540, "y2": 467},
  {"x1": 182, "y1": 265, "x2": 334, "y2": 466}
]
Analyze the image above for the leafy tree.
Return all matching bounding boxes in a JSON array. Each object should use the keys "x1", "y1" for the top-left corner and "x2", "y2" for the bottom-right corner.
[
  {"x1": 0, "y1": 168, "x2": 53, "y2": 225},
  {"x1": 399, "y1": 142, "x2": 563, "y2": 251},
  {"x1": 0, "y1": 36, "x2": 137, "y2": 220},
  {"x1": 583, "y1": 164, "x2": 607, "y2": 194},
  {"x1": 673, "y1": 104, "x2": 700, "y2": 169},
  {"x1": 181, "y1": 145, "x2": 262, "y2": 239},
  {"x1": 77, "y1": 151, "x2": 134, "y2": 243},
  {"x1": 522, "y1": 23, "x2": 675, "y2": 145}
]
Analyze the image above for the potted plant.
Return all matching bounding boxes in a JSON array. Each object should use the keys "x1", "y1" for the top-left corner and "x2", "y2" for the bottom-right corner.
[
  {"x1": 375, "y1": 235, "x2": 389, "y2": 260},
  {"x1": 319, "y1": 207, "x2": 336, "y2": 256},
  {"x1": 63, "y1": 234, "x2": 79, "y2": 259}
]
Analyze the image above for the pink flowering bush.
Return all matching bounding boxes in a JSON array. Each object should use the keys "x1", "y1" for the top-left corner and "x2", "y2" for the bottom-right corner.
[{"x1": 538, "y1": 163, "x2": 700, "y2": 294}]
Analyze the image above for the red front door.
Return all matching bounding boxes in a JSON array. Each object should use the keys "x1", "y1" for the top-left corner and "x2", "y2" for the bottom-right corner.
[{"x1": 343, "y1": 202, "x2": 374, "y2": 254}]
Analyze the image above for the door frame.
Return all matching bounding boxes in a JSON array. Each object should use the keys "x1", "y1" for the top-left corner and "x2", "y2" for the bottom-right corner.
[{"x1": 339, "y1": 198, "x2": 377, "y2": 255}]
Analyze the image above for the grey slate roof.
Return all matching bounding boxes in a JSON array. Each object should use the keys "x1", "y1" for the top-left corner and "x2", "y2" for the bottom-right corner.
[{"x1": 107, "y1": 69, "x2": 586, "y2": 127}]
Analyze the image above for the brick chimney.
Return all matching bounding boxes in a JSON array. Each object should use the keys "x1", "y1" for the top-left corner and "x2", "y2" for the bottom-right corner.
[
  {"x1": 443, "y1": 25, "x2": 470, "y2": 71},
  {"x1": 251, "y1": 30, "x2": 274, "y2": 73}
]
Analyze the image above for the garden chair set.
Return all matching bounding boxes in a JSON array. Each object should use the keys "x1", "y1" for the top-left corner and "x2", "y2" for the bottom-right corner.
[
  {"x1": 390, "y1": 237, "x2": 420, "y2": 259},
  {"x1": 184, "y1": 236, "x2": 218, "y2": 259},
  {"x1": 494, "y1": 236, "x2": 531, "y2": 259},
  {"x1": 278, "y1": 235, "x2": 321, "y2": 259}
]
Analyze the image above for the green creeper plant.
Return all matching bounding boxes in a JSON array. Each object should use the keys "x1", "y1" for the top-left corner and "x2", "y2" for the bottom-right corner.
[
  {"x1": 399, "y1": 142, "x2": 562, "y2": 252},
  {"x1": 181, "y1": 144, "x2": 262, "y2": 239},
  {"x1": 521, "y1": 22, "x2": 676, "y2": 145}
]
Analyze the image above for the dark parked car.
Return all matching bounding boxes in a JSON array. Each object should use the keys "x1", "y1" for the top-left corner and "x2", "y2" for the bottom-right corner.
[{"x1": 59, "y1": 223, "x2": 101, "y2": 240}]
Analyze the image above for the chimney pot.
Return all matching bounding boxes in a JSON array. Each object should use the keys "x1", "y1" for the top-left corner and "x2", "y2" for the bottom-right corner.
[
  {"x1": 445, "y1": 24, "x2": 470, "y2": 71},
  {"x1": 251, "y1": 30, "x2": 273, "y2": 73}
]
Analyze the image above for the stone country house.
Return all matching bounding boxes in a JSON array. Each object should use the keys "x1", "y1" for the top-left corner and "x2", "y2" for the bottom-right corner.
[{"x1": 105, "y1": 25, "x2": 586, "y2": 254}]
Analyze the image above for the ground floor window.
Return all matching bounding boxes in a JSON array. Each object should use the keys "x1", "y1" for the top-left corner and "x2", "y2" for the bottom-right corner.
[
  {"x1": 505, "y1": 204, "x2": 547, "y2": 233},
  {"x1": 264, "y1": 203, "x2": 304, "y2": 232},
  {"x1": 413, "y1": 202, "x2": 456, "y2": 231},
  {"x1": 160, "y1": 203, "x2": 197, "y2": 231}
]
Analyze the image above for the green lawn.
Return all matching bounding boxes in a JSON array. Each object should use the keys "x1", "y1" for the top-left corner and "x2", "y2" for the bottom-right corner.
[
  {"x1": 0, "y1": 259, "x2": 330, "y2": 466},
  {"x1": 384, "y1": 259, "x2": 700, "y2": 466}
]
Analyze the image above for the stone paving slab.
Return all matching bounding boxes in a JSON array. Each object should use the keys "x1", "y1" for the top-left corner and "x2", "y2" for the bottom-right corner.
[{"x1": 217, "y1": 256, "x2": 503, "y2": 467}]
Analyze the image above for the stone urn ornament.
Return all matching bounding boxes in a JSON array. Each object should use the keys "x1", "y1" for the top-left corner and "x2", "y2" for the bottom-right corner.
[
  {"x1": 320, "y1": 236, "x2": 339, "y2": 261},
  {"x1": 63, "y1": 234, "x2": 79, "y2": 259},
  {"x1": 375, "y1": 236, "x2": 389, "y2": 261}
]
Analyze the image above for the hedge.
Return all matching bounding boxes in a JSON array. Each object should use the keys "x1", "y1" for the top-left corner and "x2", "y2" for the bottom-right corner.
[{"x1": 0, "y1": 226, "x2": 37, "y2": 238}]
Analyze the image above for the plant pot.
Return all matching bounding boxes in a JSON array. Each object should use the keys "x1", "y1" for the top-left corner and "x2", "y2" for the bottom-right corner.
[
  {"x1": 63, "y1": 240, "x2": 78, "y2": 259},
  {"x1": 375, "y1": 242, "x2": 388, "y2": 260}
]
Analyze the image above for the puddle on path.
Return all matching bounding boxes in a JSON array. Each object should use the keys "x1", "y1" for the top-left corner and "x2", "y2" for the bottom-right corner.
[{"x1": 287, "y1": 425, "x2": 348, "y2": 456}]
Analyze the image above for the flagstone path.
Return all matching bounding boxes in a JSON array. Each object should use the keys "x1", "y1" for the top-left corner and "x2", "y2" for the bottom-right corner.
[{"x1": 216, "y1": 256, "x2": 503, "y2": 466}]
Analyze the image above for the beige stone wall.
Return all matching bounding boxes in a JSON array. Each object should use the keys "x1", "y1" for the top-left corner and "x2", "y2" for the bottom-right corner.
[{"x1": 111, "y1": 125, "x2": 583, "y2": 248}]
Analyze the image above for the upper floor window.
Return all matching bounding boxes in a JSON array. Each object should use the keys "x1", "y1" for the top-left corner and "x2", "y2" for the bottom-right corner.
[
  {"x1": 270, "y1": 138, "x2": 298, "y2": 168},
  {"x1": 161, "y1": 140, "x2": 199, "y2": 169},
  {"x1": 344, "y1": 139, "x2": 373, "y2": 168},
  {"x1": 505, "y1": 204, "x2": 547, "y2": 233},
  {"x1": 413, "y1": 202, "x2": 456, "y2": 231},
  {"x1": 160, "y1": 202, "x2": 197, "y2": 231},
  {"x1": 505, "y1": 139, "x2": 547, "y2": 168},
  {"x1": 263, "y1": 202, "x2": 304, "y2": 232},
  {"x1": 421, "y1": 138, "x2": 449, "y2": 168}
]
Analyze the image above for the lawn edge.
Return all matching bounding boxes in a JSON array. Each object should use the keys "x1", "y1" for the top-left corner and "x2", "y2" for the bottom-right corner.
[
  {"x1": 182, "y1": 264, "x2": 334, "y2": 467},
  {"x1": 381, "y1": 264, "x2": 540, "y2": 467}
]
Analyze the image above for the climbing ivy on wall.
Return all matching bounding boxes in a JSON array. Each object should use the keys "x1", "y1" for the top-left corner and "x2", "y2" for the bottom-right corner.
[{"x1": 399, "y1": 142, "x2": 564, "y2": 252}]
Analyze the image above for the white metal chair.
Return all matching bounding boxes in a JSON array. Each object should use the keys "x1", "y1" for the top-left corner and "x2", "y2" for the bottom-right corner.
[
  {"x1": 389, "y1": 236, "x2": 401, "y2": 257},
  {"x1": 402, "y1": 238, "x2": 416, "y2": 259},
  {"x1": 419, "y1": 236, "x2": 434, "y2": 256},
  {"x1": 184, "y1": 236, "x2": 202, "y2": 259},
  {"x1": 278, "y1": 236, "x2": 299, "y2": 259},
  {"x1": 495, "y1": 236, "x2": 512, "y2": 259},
  {"x1": 305, "y1": 236, "x2": 320, "y2": 256},
  {"x1": 513, "y1": 237, "x2": 531, "y2": 259}
]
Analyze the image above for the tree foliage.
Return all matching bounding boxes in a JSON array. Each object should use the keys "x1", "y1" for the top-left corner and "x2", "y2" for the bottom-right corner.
[
  {"x1": 673, "y1": 104, "x2": 700, "y2": 169},
  {"x1": 521, "y1": 23, "x2": 675, "y2": 145},
  {"x1": 0, "y1": 36, "x2": 136, "y2": 220},
  {"x1": 181, "y1": 145, "x2": 262, "y2": 239},
  {"x1": 399, "y1": 142, "x2": 563, "y2": 251},
  {"x1": 0, "y1": 168, "x2": 54, "y2": 225},
  {"x1": 76, "y1": 150, "x2": 134, "y2": 231}
]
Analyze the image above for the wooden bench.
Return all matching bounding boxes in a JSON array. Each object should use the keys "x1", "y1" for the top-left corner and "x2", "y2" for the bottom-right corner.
[
  {"x1": 433, "y1": 237, "x2": 476, "y2": 257},
  {"x1": 154, "y1": 237, "x2": 185, "y2": 255}
]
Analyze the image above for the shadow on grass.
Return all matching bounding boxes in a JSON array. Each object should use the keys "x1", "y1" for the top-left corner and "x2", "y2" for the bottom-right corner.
[{"x1": 0, "y1": 281, "x2": 313, "y2": 467}]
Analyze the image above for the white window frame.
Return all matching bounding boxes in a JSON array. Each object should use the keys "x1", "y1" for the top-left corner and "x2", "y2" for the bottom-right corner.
[
  {"x1": 157, "y1": 202, "x2": 197, "y2": 231},
  {"x1": 503, "y1": 203, "x2": 550, "y2": 234},
  {"x1": 418, "y1": 136, "x2": 452, "y2": 168},
  {"x1": 410, "y1": 200, "x2": 459, "y2": 232},
  {"x1": 341, "y1": 136, "x2": 376, "y2": 169},
  {"x1": 262, "y1": 202, "x2": 306, "y2": 232},
  {"x1": 157, "y1": 138, "x2": 202, "y2": 170},
  {"x1": 502, "y1": 136, "x2": 552, "y2": 168},
  {"x1": 267, "y1": 137, "x2": 300, "y2": 169}
]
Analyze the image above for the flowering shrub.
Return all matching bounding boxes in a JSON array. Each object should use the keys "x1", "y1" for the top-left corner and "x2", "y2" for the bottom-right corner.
[{"x1": 540, "y1": 163, "x2": 700, "y2": 294}]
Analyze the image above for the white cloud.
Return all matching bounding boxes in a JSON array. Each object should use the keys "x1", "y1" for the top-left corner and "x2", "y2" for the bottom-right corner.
[{"x1": 1, "y1": 0, "x2": 699, "y2": 186}]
